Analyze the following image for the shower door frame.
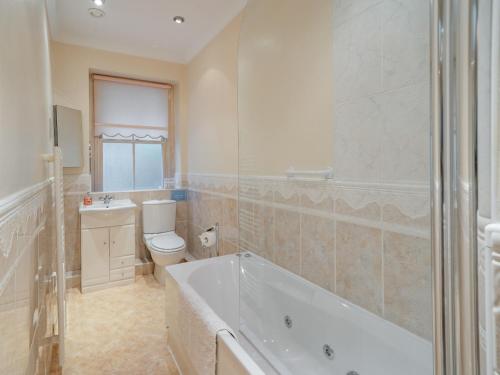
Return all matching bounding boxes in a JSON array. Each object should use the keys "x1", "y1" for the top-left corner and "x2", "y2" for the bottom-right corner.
[{"x1": 431, "y1": 0, "x2": 480, "y2": 374}]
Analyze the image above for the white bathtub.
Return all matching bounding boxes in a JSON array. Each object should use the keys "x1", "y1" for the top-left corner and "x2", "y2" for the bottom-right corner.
[{"x1": 166, "y1": 253, "x2": 433, "y2": 375}]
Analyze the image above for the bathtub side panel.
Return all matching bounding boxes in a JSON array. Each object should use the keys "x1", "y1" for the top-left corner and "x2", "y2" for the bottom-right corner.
[
  {"x1": 165, "y1": 272, "x2": 199, "y2": 375},
  {"x1": 217, "y1": 333, "x2": 265, "y2": 375}
]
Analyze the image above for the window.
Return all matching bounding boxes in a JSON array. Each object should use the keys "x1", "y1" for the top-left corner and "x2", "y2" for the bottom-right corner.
[
  {"x1": 91, "y1": 75, "x2": 174, "y2": 191},
  {"x1": 101, "y1": 141, "x2": 164, "y2": 191}
]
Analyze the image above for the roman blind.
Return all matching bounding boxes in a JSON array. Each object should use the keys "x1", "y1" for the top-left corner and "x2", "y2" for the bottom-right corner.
[{"x1": 93, "y1": 74, "x2": 171, "y2": 140}]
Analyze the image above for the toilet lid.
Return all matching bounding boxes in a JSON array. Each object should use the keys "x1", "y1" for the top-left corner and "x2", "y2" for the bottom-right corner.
[{"x1": 151, "y1": 232, "x2": 185, "y2": 252}]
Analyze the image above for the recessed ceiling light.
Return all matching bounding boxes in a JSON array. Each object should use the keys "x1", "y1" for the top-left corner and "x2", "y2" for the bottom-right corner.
[
  {"x1": 88, "y1": 8, "x2": 105, "y2": 17},
  {"x1": 173, "y1": 16, "x2": 185, "y2": 24},
  {"x1": 93, "y1": 0, "x2": 105, "y2": 6}
]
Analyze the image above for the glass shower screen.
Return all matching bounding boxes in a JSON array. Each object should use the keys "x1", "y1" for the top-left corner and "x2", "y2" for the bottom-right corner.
[{"x1": 237, "y1": 0, "x2": 433, "y2": 373}]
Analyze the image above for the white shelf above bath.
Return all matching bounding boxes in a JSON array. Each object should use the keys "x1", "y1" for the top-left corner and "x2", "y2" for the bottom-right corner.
[{"x1": 286, "y1": 166, "x2": 334, "y2": 180}]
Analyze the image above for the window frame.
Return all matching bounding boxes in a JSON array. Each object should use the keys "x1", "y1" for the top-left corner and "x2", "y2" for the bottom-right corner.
[
  {"x1": 90, "y1": 73, "x2": 175, "y2": 192},
  {"x1": 101, "y1": 137, "x2": 166, "y2": 192}
]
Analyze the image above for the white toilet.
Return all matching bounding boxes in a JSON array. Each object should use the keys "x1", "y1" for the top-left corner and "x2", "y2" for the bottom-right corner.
[{"x1": 142, "y1": 200, "x2": 186, "y2": 284}]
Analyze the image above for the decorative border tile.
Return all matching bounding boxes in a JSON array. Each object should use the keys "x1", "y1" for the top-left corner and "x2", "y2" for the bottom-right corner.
[{"x1": 0, "y1": 180, "x2": 51, "y2": 262}]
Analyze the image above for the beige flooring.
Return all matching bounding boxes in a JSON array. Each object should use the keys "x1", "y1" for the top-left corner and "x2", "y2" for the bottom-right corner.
[{"x1": 62, "y1": 276, "x2": 180, "y2": 375}]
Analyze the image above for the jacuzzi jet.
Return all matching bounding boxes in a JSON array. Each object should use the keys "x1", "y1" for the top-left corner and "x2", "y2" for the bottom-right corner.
[
  {"x1": 284, "y1": 315, "x2": 293, "y2": 328},
  {"x1": 323, "y1": 344, "x2": 335, "y2": 360}
]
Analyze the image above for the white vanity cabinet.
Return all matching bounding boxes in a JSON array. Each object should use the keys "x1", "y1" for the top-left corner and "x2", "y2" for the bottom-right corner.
[{"x1": 80, "y1": 201, "x2": 136, "y2": 293}]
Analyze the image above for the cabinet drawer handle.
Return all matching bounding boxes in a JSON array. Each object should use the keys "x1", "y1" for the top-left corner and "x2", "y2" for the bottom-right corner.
[{"x1": 104, "y1": 242, "x2": 107, "y2": 245}]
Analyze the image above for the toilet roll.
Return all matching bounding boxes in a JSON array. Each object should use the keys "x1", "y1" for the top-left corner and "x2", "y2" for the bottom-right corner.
[{"x1": 199, "y1": 231, "x2": 217, "y2": 248}]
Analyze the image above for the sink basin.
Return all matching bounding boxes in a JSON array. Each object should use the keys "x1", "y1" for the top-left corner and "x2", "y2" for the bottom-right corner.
[{"x1": 79, "y1": 199, "x2": 137, "y2": 213}]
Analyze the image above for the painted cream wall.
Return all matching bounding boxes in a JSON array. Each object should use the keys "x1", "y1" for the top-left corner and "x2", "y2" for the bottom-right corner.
[
  {"x1": 238, "y1": 0, "x2": 334, "y2": 176},
  {"x1": 50, "y1": 42, "x2": 188, "y2": 178},
  {"x1": 186, "y1": 15, "x2": 242, "y2": 175},
  {"x1": 0, "y1": 2, "x2": 59, "y2": 373},
  {"x1": 0, "y1": 0, "x2": 53, "y2": 198}
]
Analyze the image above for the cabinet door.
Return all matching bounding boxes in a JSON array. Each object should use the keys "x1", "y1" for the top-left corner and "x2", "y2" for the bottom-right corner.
[
  {"x1": 81, "y1": 227, "x2": 109, "y2": 286},
  {"x1": 110, "y1": 224, "x2": 135, "y2": 258}
]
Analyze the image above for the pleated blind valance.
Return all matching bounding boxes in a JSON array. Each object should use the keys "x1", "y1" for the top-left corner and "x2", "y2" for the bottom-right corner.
[{"x1": 93, "y1": 75, "x2": 171, "y2": 140}]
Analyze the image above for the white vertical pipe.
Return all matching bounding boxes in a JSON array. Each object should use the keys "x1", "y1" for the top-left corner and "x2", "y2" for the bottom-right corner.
[
  {"x1": 54, "y1": 146, "x2": 66, "y2": 366},
  {"x1": 491, "y1": 0, "x2": 499, "y2": 223}
]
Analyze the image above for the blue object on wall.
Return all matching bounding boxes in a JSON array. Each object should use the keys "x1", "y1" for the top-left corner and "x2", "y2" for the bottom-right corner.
[{"x1": 171, "y1": 189, "x2": 187, "y2": 201}]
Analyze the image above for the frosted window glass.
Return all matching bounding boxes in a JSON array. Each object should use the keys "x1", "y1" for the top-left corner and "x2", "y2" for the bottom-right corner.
[
  {"x1": 135, "y1": 143, "x2": 163, "y2": 190},
  {"x1": 103, "y1": 143, "x2": 133, "y2": 191},
  {"x1": 94, "y1": 80, "x2": 168, "y2": 127}
]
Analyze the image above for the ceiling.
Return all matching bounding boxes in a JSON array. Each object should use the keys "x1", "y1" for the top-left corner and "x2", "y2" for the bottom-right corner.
[{"x1": 46, "y1": 0, "x2": 246, "y2": 64}]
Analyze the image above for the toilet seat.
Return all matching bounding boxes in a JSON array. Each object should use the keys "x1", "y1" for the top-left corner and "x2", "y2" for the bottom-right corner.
[{"x1": 149, "y1": 232, "x2": 185, "y2": 253}]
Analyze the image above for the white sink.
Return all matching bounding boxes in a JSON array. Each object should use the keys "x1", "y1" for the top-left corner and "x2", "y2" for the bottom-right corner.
[{"x1": 79, "y1": 199, "x2": 137, "y2": 213}]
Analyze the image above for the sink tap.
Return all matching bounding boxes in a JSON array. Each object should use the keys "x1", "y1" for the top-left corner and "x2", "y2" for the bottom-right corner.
[{"x1": 99, "y1": 194, "x2": 114, "y2": 207}]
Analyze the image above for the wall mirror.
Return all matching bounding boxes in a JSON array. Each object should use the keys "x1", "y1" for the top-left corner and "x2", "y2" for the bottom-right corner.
[{"x1": 54, "y1": 105, "x2": 83, "y2": 168}]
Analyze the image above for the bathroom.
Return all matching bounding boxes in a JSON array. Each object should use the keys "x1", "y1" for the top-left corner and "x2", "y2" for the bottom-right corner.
[{"x1": 0, "y1": 0, "x2": 498, "y2": 374}]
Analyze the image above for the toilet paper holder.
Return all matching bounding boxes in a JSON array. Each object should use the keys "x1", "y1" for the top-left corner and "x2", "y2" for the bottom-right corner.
[{"x1": 200, "y1": 222, "x2": 219, "y2": 257}]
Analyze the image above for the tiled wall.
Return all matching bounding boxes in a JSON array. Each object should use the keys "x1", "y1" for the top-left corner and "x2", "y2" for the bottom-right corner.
[
  {"x1": 241, "y1": 176, "x2": 431, "y2": 340},
  {"x1": 332, "y1": 0, "x2": 430, "y2": 184},
  {"x1": 63, "y1": 174, "x2": 188, "y2": 281},
  {"x1": 0, "y1": 181, "x2": 58, "y2": 374},
  {"x1": 184, "y1": 174, "x2": 239, "y2": 259},
  {"x1": 329, "y1": 0, "x2": 430, "y2": 339},
  {"x1": 185, "y1": 173, "x2": 431, "y2": 340}
]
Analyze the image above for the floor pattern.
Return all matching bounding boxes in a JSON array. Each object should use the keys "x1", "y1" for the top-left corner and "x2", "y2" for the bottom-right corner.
[{"x1": 61, "y1": 276, "x2": 179, "y2": 375}]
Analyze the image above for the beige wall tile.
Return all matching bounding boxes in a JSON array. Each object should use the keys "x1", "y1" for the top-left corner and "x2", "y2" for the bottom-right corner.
[
  {"x1": 254, "y1": 203, "x2": 274, "y2": 262},
  {"x1": 149, "y1": 190, "x2": 171, "y2": 201},
  {"x1": 222, "y1": 240, "x2": 238, "y2": 255},
  {"x1": 64, "y1": 194, "x2": 82, "y2": 272},
  {"x1": 383, "y1": 231, "x2": 432, "y2": 339},
  {"x1": 300, "y1": 214, "x2": 335, "y2": 291},
  {"x1": 274, "y1": 208, "x2": 300, "y2": 274},
  {"x1": 187, "y1": 190, "x2": 201, "y2": 227},
  {"x1": 222, "y1": 198, "x2": 239, "y2": 244},
  {"x1": 238, "y1": 200, "x2": 255, "y2": 253},
  {"x1": 175, "y1": 220, "x2": 188, "y2": 242},
  {"x1": 336, "y1": 222, "x2": 383, "y2": 314},
  {"x1": 188, "y1": 223, "x2": 205, "y2": 259},
  {"x1": 176, "y1": 201, "x2": 188, "y2": 221},
  {"x1": 206, "y1": 196, "x2": 224, "y2": 229}
]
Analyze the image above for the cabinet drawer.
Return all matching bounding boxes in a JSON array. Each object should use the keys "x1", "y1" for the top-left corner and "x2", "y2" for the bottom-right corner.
[
  {"x1": 110, "y1": 255, "x2": 135, "y2": 270},
  {"x1": 110, "y1": 266, "x2": 135, "y2": 281},
  {"x1": 81, "y1": 209, "x2": 135, "y2": 229}
]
